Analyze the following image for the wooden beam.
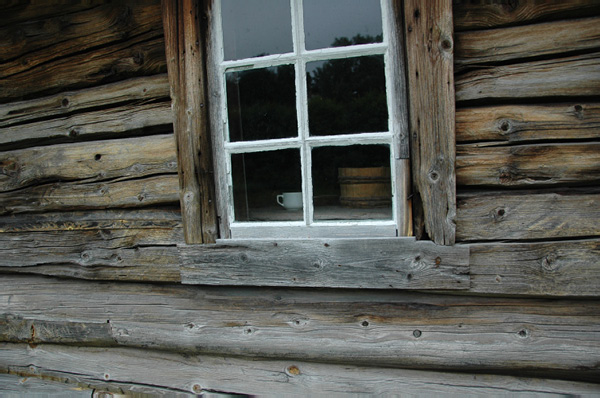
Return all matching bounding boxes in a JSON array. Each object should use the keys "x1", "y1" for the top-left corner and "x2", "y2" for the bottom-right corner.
[
  {"x1": 456, "y1": 103, "x2": 600, "y2": 144},
  {"x1": 404, "y1": 0, "x2": 456, "y2": 245},
  {"x1": 2, "y1": 344, "x2": 600, "y2": 396},
  {"x1": 456, "y1": 142, "x2": 600, "y2": 187},
  {"x1": 457, "y1": 190, "x2": 600, "y2": 241},
  {"x1": 455, "y1": 17, "x2": 600, "y2": 69},
  {"x1": 1, "y1": 275, "x2": 599, "y2": 378},
  {"x1": 455, "y1": 52, "x2": 600, "y2": 102},
  {"x1": 162, "y1": 0, "x2": 217, "y2": 243},
  {"x1": 0, "y1": 74, "x2": 170, "y2": 128},
  {"x1": 469, "y1": 239, "x2": 600, "y2": 297},
  {"x1": 179, "y1": 238, "x2": 469, "y2": 290},
  {"x1": 453, "y1": 0, "x2": 600, "y2": 31}
]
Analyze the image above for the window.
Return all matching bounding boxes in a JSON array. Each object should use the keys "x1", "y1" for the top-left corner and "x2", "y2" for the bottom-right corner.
[{"x1": 208, "y1": 0, "x2": 410, "y2": 239}]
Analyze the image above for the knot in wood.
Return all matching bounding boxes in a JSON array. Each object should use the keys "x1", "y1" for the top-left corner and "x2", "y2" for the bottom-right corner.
[
  {"x1": 192, "y1": 384, "x2": 203, "y2": 394},
  {"x1": 498, "y1": 120, "x2": 512, "y2": 135},
  {"x1": 286, "y1": 365, "x2": 301, "y2": 376},
  {"x1": 498, "y1": 168, "x2": 514, "y2": 184},
  {"x1": 491, "y1": 207, "x2": 507, "y2": 222},
  {"x1": 541, "y1": 254, "x2": 559, "y2": 272}
]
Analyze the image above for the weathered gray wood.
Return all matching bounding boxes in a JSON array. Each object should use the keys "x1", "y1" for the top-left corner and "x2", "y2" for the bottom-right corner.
[
  {"x1": 0, "y1": 34, "x2": 166, "y2": 103},
  {"x1": 457, "y1": 190, "x2": 600, "y2": 241},
  {"x1": 455, "y1": 17, "x2": 600, "y2": 69},
  {"x1": 454, "y1": 0, "x2": 600, "y2": 31},
  {"x1": 0, "y1": 134, "x2": 176, "y2": 193},
  {"x1": 180, "y1": 238, "x2": 469, "y2": 290},
  {"x1": 468, "y1": 239, "x2": 600, "y2": 297},
  {"x1": 0, "y1": 373, "x2": 92, "y2": 397},
  {"x1": 1, "y1": 101, "x2": 172, "y2": 150},
  {"x1": 162, "y1": 0, "x2": 218, "y2": 244},
  {"x1": 0, "y1": 74, "x2": 170, "y2": 128},
  {"x1": 0, "y1": 4, "x2": 163, "y2": 80},
  {"x1": 456, "y1": 52, "x2": 600, "y2": 102},
  {"x1": 0, "y1": 174, "x2": 179, "y2": 215},
  {"x1": 404, "y1": 0, "x2": 456, "y2": 245},
  {"x1": 3, "y1": 344, "x2": 600, "y2": 397},
  {"x1": 456, "y1": 142, "x2": 600, "y2": 187},
  {"x1": 0, "y1": 228, "x2": 181, "y2": 281},
  {"x1": 0, "y1": 208, "x2": 182, "y2": 233},
  {"x1": 1, "y1": 275, "x2": 599, "y2": 378},
  {"x1": 456, "y1": 103, "x2": 600, "y2": 144}
]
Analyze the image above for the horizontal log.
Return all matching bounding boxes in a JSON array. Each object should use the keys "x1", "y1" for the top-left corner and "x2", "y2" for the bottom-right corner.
[
  {"x1": 180, "y1": 238, "x2": 469, "y2": 290},
  {"x1": 2, "y1": 344, "x2": 600, "y2": 396},
  {"x1": 1, "y1": 275, "x2": 599, "y2": 378},
  {"x1": 456, "y1": 142, "x2": 600, "y2": 187},
  {"x1": 0, "y1": 174, "x2": 179, "y2": 215},
  {"x1": 0, "y1": 208, "x2": 182, "y2": 233},
  {"x1": 457, "y1": 190, "x2": 600, "y2": 241},
  {"x1": 0, "y1": 4, "x2": 162, "y2": 77},
  {"x1": 0, "y1": 134, "x2": 176, "y2": 192},
  {"x1": 455, "y1": 52, "x2": 600, "y2": 102},
  {"x1": 469, "y1": 239, "x2": 600, "y2": 297},
  {"x1": 1, "y1": 101, "x2": 172, "y2": 150},
  {"x1": 0, "y1": 35, "x2": 166, "y2": 103},
  {"x1": 453, "y1": 0, "x2": 600, "y2": 31},
  {"x1": 455, "y1": 17, "x2": 600, "y2": 68},
  {"x1": 0, "y1": 373, "x2": 94, "y2": 397},
  {"x1": 0, "y1": 3, "x2": 105, "y2": 28},
  {"x1": 0, "y1": 74, "x2": 170, "y2": 128},
  {"x1": 456, "y1": 103, "x2": 600, "y2": 143}
]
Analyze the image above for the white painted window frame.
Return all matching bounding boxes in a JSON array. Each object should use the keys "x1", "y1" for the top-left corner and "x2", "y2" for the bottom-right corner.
[{"x1": 208, "y1": 0, "x2": 410, "y2": 239}]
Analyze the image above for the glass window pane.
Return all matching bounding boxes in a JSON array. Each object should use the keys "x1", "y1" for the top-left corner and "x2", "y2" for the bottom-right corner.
[
  {"x1": 307, "y1": 55, "x2": 388, "y2": 136},
  {"x1": 221, "y1": 0, "x2": 293, "y2": 60},
  {"x1": 232, "y1": 149, "x2": 302, "y2": 222},
  {"x1": 312, "y1": 145, "x2": 392, "y2": 221},
  {"x1": 303, "y1": 0, "x2": 382, "y2": 50},
  {"x1": 227, "y1": 65, "x2": 297, "y2": 142}
]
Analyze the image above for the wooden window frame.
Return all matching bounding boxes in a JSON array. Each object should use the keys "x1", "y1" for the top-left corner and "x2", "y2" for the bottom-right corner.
[{"x1": 162, "y1": 0, "x2": 464, "y2": 290}]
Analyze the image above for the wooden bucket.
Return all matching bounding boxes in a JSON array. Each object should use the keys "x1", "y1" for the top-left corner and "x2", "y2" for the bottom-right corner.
[{"x1": 338, "y1": 167, "x2": 391, "y2": 208}]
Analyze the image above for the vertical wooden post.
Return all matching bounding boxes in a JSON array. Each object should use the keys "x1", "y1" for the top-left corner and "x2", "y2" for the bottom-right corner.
[
  {"x1": 403, "y1": 0, "x2": 456, "y2": 245},
  {"x1": 162, "y1": 0, "x2": 217, "y2": 243}
]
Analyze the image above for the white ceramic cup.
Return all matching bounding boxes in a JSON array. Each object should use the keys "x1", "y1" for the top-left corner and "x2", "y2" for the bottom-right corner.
[{"x1": 276, "y1": 192, "x2": 302, "y2": 210}]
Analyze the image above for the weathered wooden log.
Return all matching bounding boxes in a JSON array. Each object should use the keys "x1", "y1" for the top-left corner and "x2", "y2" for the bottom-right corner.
[
  {"x1": 0, "y1": 4, "x2": 162, "y2": 77},
  {"x1": 455, "y1": 17, "x2": 600, "y2": 68},
  {"x1": 0, "y1": 134, "x2": 176, "y2": 193},
  {"x1": 0, "y1": 74, "x2": 170, "y2": 128},
  {"x1": 456, "y1": 142, "x2": 600, "y2": 187},
  {"x1": 456, "y1": 103, "x2": 600, "y2": 143},
  {"x1": 404, "y1": 0, "x2": 456, "y2": 245},
  {"x1": 0, "y1": 174, "x2": 179, "y2": 215},
  {"x1": 1, "y1": 101, "x2": 172, "y2": 150},
  {"x1": 179, "y1": 238, "x2": 470, "y2": 290},
  {"x1": 455, "y1": 52, "x2": 600, "y2": 102},
  {"x1": 2, "y1": 344, "x2": 600, "y2": 396},
  {"x1": 1, "y1": 275, "x2": 599, "y2": 379},
  {"x1": 453, "y1": 0, "x2": 600, "y2": 31},
  {"x1": 0, "y1": 373, "x2": 97, "y2": 398},
  {"x1": 0, "y1": 35, "x2": 166, "y2": 103},
  {"x1": 0, "y1": 208, "x2": 182, "y2": 233},
  {"x1": 457, "y1": 190, "x2": 600, "y2": 241},
  {"x1": 0, "y1": 2, "x2": 105, "y2": 28},
  {"x1": 469, "y1": 239, "x2": 600, "y2": 297}
]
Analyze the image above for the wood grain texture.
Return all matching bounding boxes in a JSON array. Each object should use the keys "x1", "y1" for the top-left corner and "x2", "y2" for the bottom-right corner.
[
  {"x1": 0, "y1": 74, "x2": 170, "y2": 128},
  {"x1": 0, "y1": 373, "x2": 92, "y2": 397},
  {"x1": 455, "y1": 16, "x2": 600, "y2": 68},
  {"x1": 0, "y1": 34, "x2": 166, "y2": 103},
  {"x1": 404, "y1": 0, "x2": 456, "y2": 245},
  {"x1": 1, "y1": 275, "x2": 599, "y2": 378},
  {"x1": 0, "y1": 2, "x2": 105, "y2": 28},
  {"x1": 456, "y1": 52, "x2": 600, "y2": 102},
  {"x1": 0, "y1": 174, "x2": 179, "y2": 215},
  {"x1": 454, "y1": 0, "x2": 600, "y2": 31},
  {"x1": 1, "y1": 101, "x2": 172, "y2": 150},
  {"x1": 456, "y1": 103, "x2": 600, "y2": 143},
  {"x1": 456, "y1": 142, "x2": 600, "y2": 187},
  {"x1": 179, "y1": 238, "x2": 469, "y2": 290},
  {"x1": 3, "y1": 344, "x2": 600, "y2": 396},
  {"x1": 162, "y1": 0, "x2": 218, "y2": 244},
  {"x1": 0, "y1": 134, "x2": 177, "y2": 193},
  {"x1": 457, "y1": 190, "x2": 600, "y2": 241},
  {"x1": 469, "y1": 239, "x2": 600, "y2": 297}
]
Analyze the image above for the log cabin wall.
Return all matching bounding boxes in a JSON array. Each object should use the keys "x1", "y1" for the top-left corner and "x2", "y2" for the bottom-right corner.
[{"x1": 1, "y1": 1, "x2": 600, "y2": 396}]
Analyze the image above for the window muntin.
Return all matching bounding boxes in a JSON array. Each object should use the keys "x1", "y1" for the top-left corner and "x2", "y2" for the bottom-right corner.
[{"x1": 212, "y1": 0, "x2": 407, "y2": 238}]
